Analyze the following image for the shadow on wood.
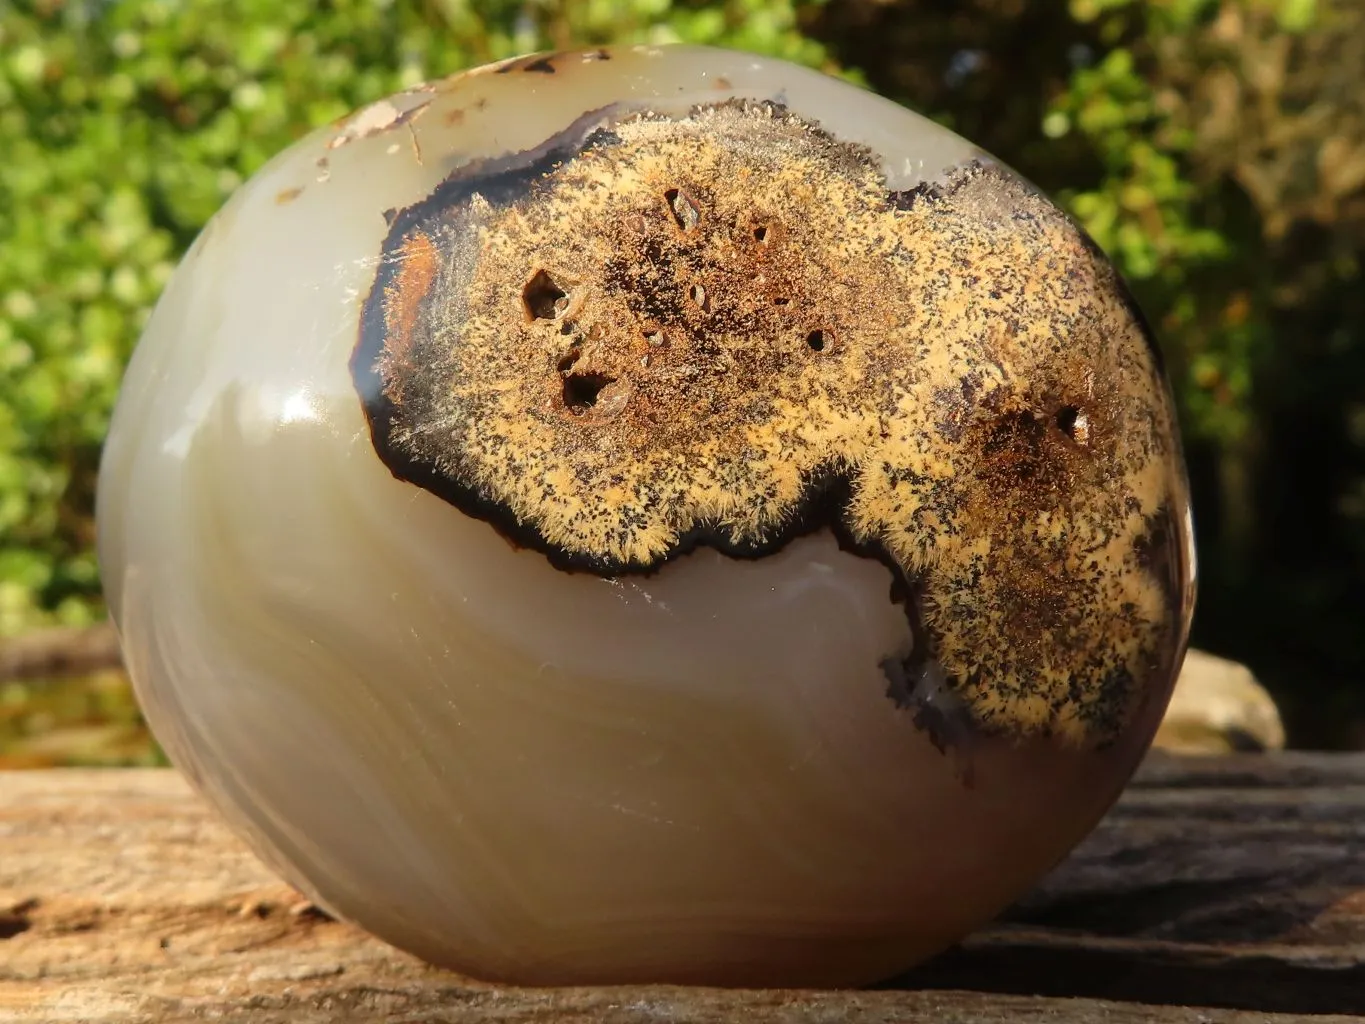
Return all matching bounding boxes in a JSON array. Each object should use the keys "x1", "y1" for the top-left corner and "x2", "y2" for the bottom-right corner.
[{"x1": 894, "y1": 752, "x2": 1365, "y2": 1015}]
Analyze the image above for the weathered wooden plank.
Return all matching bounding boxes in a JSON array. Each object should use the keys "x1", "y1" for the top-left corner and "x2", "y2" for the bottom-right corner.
[{"x1": 2, "y1": 753, "x2": 1364, "y2": 1023}]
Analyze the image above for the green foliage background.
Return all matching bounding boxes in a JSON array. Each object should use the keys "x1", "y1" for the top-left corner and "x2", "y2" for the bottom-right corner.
[{"x1": 2, "y1": 0, "x2": 1362, "y2": 752}]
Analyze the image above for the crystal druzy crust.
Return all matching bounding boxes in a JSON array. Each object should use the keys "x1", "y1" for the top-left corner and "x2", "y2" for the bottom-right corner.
[{"x1": 354, "y1": 99, "x2": 1189, "y2": 748}]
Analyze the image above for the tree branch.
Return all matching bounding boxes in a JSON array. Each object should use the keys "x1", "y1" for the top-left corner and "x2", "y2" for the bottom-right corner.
[{"x1": 0, "y1": 622, "x2": 123, "y2": 682}]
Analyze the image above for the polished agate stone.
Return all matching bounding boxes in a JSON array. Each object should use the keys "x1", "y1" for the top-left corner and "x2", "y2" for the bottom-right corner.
[{"x1": 97, "y1": 44, "x2": 1195, "y2": 987}]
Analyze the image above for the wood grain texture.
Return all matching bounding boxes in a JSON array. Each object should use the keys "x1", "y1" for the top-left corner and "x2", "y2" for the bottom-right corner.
[{"x1": 2, "y1": 752, "x2": 1364, "y2": 1023}]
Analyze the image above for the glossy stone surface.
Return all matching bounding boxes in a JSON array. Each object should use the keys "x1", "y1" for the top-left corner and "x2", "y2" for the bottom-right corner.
[{"x1": 97, "y1": 45, "x2": 1195, "y2": 987}]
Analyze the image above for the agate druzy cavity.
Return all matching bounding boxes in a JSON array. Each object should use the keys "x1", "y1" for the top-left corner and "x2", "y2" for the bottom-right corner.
[{"x1": 98, "y1": 45, "x2": 1195, "y2": 987}]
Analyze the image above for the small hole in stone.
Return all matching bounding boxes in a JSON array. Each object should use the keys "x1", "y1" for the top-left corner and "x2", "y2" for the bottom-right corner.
[
  {"x1": 665, "y1": 188, "x2": 700, "y2": 232},
  {"x1": 563, "y1": 372, "x2": 616, "y2": 413},
  {"x1": 524, "y1": 270, "x2": 567, "y2": 321},
  {"x1": 753, "y1": 225, "x2": 768, "y2": 242},
  {"x1": 1055, "y1": 405, "x2": 1089, "y2": 443},
  {"x1": 773, "y1": 296, "x2": 789, "y2": 306},
  {"x1": 0, "y1": 912, "x2": 32, "y2": 940},
  {"x1": 557, "y1": 348, "x2": 581, "y2": 373},
  {"x1": 806, "y1": 329, "x2": 828, "y2": 352}
]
